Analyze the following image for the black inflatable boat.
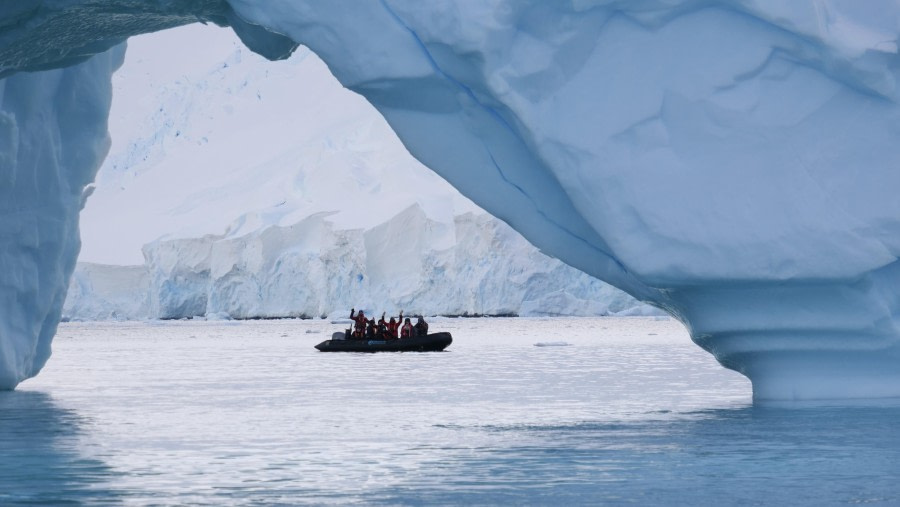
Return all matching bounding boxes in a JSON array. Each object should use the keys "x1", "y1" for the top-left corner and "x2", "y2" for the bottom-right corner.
[{"x1": 315, "y1": 332, "x2": 452, "y2": 352}]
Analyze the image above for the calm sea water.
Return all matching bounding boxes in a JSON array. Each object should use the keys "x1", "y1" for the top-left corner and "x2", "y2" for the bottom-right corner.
[{"x1": 2, "y1": 317, "x2": 899, "y2": 505}]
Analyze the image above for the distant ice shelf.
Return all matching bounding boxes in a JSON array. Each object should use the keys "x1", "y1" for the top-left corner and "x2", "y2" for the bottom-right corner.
[{"x1": 63, "y1": 205, "x2": 655, "y2": 321}]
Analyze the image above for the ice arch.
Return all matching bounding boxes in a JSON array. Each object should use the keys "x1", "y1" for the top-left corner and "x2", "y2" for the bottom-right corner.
[{"x1": 2, "y1": 1, "x2": 900, "y2": 400}]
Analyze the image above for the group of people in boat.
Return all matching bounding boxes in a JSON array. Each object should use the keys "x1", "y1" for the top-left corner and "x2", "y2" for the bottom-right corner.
[{"x1": 348, "y1": 308, "x2": 428, "y2": 340}]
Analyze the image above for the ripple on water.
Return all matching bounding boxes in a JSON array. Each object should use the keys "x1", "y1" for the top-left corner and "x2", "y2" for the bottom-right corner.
[{"x1": 6, "y1": 317, "x2": 898, "y2": 505}]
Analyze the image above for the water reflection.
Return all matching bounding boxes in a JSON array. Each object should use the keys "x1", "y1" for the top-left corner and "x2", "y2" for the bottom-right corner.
[
  {"x1": 376, "y1": 404, "x2": 900, "y2": 505},
  {"x1": 0, "y1": 390, "x2": 122, "y2": 505}
]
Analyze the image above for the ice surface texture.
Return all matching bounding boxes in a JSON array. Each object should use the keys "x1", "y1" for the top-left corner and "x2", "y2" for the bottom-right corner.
[
  {"x1": 3, "y1": 1, "x2": 900, "y2": 399},
  {"x1": 0, "y1": 48, "x2": 124, "y2": 388}
]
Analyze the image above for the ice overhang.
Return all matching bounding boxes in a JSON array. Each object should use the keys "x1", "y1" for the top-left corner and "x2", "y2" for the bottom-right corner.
[{"x1": 0, "y1": 0, "x2": 297, "y2": 78}]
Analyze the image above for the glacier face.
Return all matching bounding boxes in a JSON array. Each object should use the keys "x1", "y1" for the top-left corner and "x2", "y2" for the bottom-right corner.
[
  {"x1": 65, "y1": 206, "x2": 651, "y2": 321},
  {"x1": 63, "y1": 263, "x2": 151, "y2": 321},
  {"x1": 64, "y1": 209, "x2": 652, "y2": 322},
  {"x1": 3, "y1": 1, "x2": 900, "y2": 399}
]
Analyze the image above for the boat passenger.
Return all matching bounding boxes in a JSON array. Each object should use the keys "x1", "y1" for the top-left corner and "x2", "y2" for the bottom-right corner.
[
  {"x1": 366, "y1": 319, "x2": 377, "y2": 338},
  {"x1": 387, "y1": 313, "x2": 401, "y2": 339},
  {"x1": 401, "y1": 317, "x2": 415, "y2": 338},
  {"x1": 377, "y1": 316, "x2": 388, "y2": 339},
  {"x1": 350, "y1": 308, "x2": 367, "y2": 338},
  {"x1": 414, "y1": 316, "x2": 429, "y2": 337}
]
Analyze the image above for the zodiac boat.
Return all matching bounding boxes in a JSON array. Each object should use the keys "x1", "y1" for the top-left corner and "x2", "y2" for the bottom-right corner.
[{"x1": 315, "y1": 332, "x2": 452, "y2": 352}]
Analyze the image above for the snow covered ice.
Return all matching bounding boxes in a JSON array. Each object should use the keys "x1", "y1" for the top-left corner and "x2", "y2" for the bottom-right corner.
[{"x1": 3, "y1": 1, "x2": 900, "y2": 400}]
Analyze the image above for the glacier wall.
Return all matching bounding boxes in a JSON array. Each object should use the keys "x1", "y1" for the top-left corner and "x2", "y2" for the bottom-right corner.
[
  {"x1": 63, "y1": 263, "x2": 151, "y2": 321},
  {"x1": 63, "y1": 207, "x2": 650, "y2": 321},
  {"x1": 140, "y1": 206, "x2": 647, "y2": 320},
  {"x1": 2, "y1": 1, "x2": 900, "y2": 399}
]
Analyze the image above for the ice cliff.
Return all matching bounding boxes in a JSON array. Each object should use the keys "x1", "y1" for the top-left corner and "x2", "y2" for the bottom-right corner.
[
  {"x1": 64, "y1": 263, "x2": 150, "y2": 321},
  {"x1": 63, "y1": 206, "x2": 648, "y2": 321},
  {"x1": 3, "y1": 1, "x2": 900, "y2": 399}
]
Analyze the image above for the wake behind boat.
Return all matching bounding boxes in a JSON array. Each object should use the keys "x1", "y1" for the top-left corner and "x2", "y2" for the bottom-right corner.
[{"x1": 315, "y1": 332, "x2": 452, "y2": 352}]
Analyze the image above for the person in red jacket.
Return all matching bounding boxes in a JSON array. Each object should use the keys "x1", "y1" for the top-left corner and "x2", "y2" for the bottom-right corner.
[
  {"x1": 386, "y1": 317, "x2": 400, "y2": 339},
  {"x1": 400, "y1": 317, "x2": 415, "y2": 339},
  {"x1": 386, "y1": 311, "x2": 403, "y2": 339},
  {"x1": 349, "y1": 308, "x2": 367, "y2": 338}
]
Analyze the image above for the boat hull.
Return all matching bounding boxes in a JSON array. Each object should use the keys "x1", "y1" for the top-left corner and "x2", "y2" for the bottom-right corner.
[{"x1": 315, "y1": 332, "x2": 452, "y2": 352}]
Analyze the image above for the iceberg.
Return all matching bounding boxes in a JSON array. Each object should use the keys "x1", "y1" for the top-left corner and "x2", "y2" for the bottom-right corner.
[
  {"x1": 0, "y1": 46, "x2": 125, "y2": 388},
  {"x1": 2, "y1": 1, "x2": 900, "y2": 399}
]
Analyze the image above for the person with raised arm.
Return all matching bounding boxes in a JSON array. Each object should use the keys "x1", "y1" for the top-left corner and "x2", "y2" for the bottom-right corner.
[{"x1": 349, "y1": 308, "x2": 367, "y2": 339}]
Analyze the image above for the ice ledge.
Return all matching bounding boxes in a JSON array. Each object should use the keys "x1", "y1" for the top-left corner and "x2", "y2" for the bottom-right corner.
[
  {"x1": 675, "y1": 261, "x2": 900, "y2": 400},
  {"x1": 0, "y1": 1, "x2": 296, "y2": 78}
]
